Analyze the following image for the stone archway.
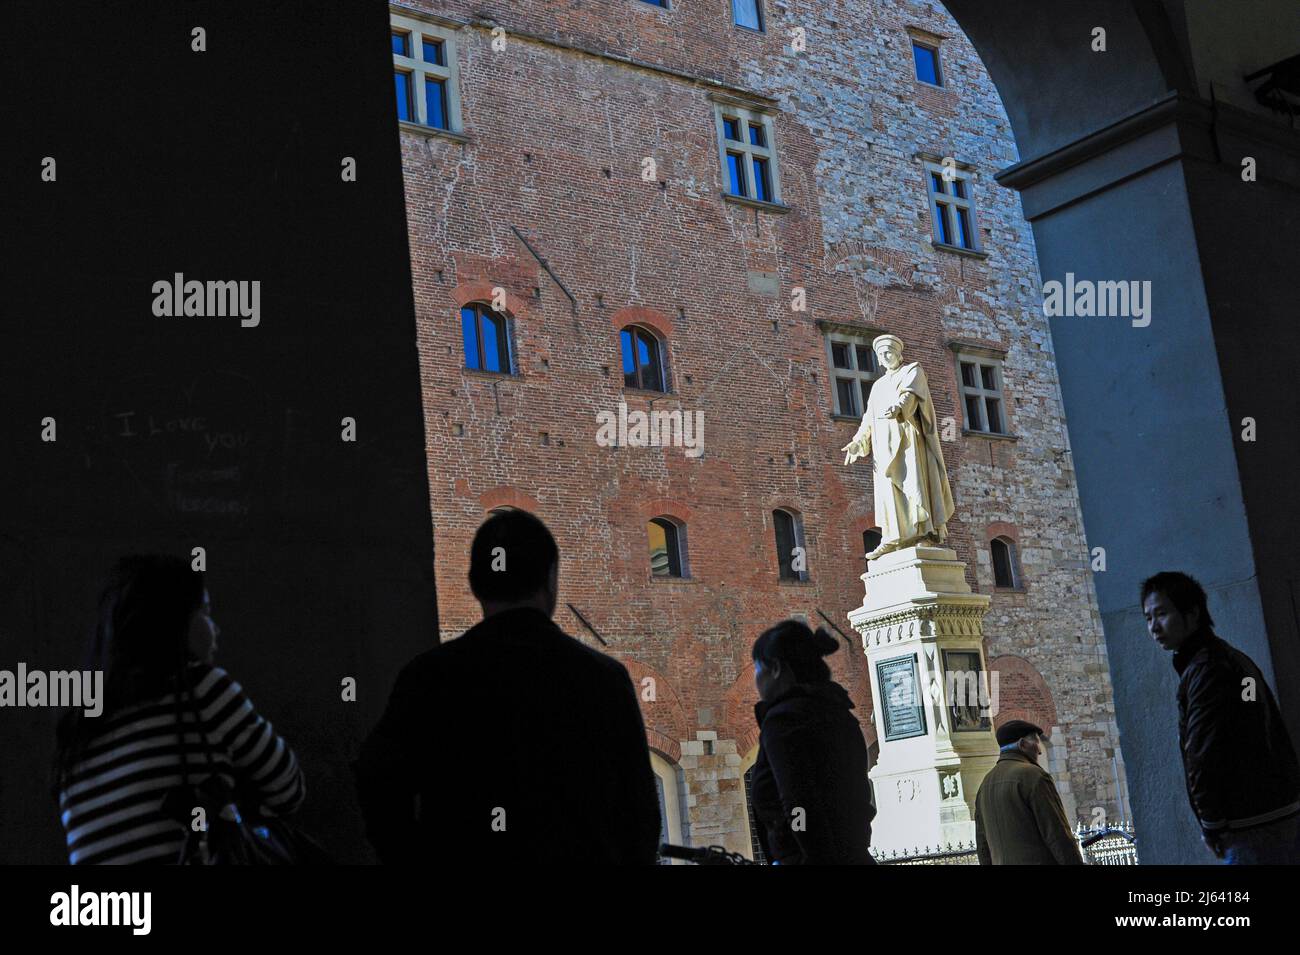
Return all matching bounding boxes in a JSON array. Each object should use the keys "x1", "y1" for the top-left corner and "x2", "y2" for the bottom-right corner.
[{"x1": 933, "y1": 0, "x2": 1300, "y2": 863}]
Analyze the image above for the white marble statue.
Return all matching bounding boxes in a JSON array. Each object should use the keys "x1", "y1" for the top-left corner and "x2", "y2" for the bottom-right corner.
[{"x1": 841, "y1": 334, "x2": 954, "y2": 560}]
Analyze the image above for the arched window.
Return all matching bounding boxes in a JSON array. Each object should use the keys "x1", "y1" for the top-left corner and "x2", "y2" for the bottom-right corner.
[
  {"x1": 863, "y1": 527, "x2": 882, "y2": 571},
  {"x1": 773, "y1": 508, "x2": 808, "y2": 581},
  {"x1": 650, "y1": 751, "x2": 686, "y2": 863},
  {"x1": 461, "y1": 303, "x2": 513, "y2": 374},
  {"x1": 647, "y1": 517, "x2": 688, "y2": 578},
  {"x1": 991, "y1": 536, "x2": 1021, "y2": 589},
  {"x1": 621, "y1": 325, "x2": 666, "y2": 392}
]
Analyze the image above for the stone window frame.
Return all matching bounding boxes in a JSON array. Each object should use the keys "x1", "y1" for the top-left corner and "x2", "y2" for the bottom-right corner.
[
  {"x1": 953, "y1": 349, "x2": 1010, "y2": 436},
  {"x1": 649, "y1": 750, "x2": 688, "y2": 862},
  {"x1": 919, "y1": 156, "x2": 984, "y2": 256},
  {"x1": 390, "y1": 7, "x2": 465, "y2": 139},
  {"x1": 824, "y1": 328, "x2": 882, "y2": 419},
  {"x1": 711, "y1": 96, "x2": 786, "y2": 211}
]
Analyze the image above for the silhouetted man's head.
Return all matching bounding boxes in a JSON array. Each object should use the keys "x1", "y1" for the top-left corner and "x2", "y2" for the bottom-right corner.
[
  {"x1": 1141, "y1": 571, "x2": 1214, "y2": 652},
  {"x1": 468, "y1": 509, "x2": 560, "y2": 619}
]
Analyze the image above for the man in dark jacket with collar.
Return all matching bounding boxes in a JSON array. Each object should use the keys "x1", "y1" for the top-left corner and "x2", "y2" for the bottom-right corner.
[
  {"x1": 974, "y1": 720, "x2": 1083, "y2": 865},
  {"x1": 1143, "y1": 571, "x2": 1300, "y2": 863},
  {"x1": 355, "y1": 509, "x2": 662, "y2": 864}
]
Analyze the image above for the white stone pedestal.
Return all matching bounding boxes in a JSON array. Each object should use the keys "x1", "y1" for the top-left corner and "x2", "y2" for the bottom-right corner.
[{"x1": 848, "y1": 545, "x2": 1000, "y2": 855}]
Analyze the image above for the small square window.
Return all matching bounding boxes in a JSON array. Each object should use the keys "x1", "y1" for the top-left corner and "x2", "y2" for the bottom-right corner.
[
  {"x1": 913, "y1": 42, "x2": 942, "y2": 86},
  {"x1": 855, "y1": 345, "x2": 874, "y2": 373},
  {"x1": 980, "y1": 365, "x2": 996, "y2": 391},
  {"x1": 831, "y1": 343, "x2": 851, "y2": 369},
  {"x1": 392, "y1": 32, "x2": 410, "y2": 56},
  {"x1": 422, "y1": 38, "x2": 443, "y2": 65},
  {"x1": 748, "y1": 123, "x2": 765, "y2": 147},
  {"x1": 723, "y1": 117, "x2": 741, "y2": 141}
]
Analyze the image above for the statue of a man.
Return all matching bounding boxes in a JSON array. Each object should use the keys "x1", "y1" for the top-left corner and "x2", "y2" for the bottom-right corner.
[{"x1": 842, "y1": 334, "x2": 954, "y2": 560}]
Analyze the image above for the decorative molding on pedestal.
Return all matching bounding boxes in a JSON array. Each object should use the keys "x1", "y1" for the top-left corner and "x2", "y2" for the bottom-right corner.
[{"x1": 848, "y1": 544, "x2": 1001, "y2": 854}]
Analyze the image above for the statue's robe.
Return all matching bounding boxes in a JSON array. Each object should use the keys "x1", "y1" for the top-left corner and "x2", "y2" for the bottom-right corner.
[{"x1": 848, "y1": 361, "x2": 954, "y2": 548}]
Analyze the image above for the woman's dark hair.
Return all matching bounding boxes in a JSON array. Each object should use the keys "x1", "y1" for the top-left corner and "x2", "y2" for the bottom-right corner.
[
  {"x1": 54, "y1": 555, "x2": 205, "y2": 788},
  {"x1": 752, "y1": 619, "x2": 841, "y2": 684}
]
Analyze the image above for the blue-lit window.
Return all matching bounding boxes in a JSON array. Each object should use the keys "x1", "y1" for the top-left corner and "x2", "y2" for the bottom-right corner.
[
  {"x1": 926, "y1": 164, "x2": 979, "y2": 251},
  {"x1": 620, "y1": 325, "x2": 666, "y2": 392},
  {"x1": 641, "y1": 0, "x2": 669, "y2": 6},
  {"x1": 752, "y1": 157, "x2": 771, "y2": 202},
  {"x1": 392, "y1": 14, "x2": 459, "y2": 131},
  {"x1": 733, "y1": 0, "x2": 764, "y2": 31},
  {"x1": 748, "y1": 122, "x2": 765, "y2": 147},
  {"x1": 395, "y1": 73, "x2": 413, "y2": 123},
  {"x1": 723, "y1": 117, "x2": 741, "y2": 141},
  {"x1": 726, "y1": 153, "x2": 746, "y2": 196},
  {"x1": 913, "y1": 42, "x2": 942, "y2": 86},
  {"x1": 462, "y1": 304, "x2": 513, "y2": 374},
  {"x1": 426, "y1": 78, "x2": 447, "y2": 129}
]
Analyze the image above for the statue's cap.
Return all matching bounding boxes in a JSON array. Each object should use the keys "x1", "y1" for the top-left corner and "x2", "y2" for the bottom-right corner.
[{"x1": 872, "y1": 334, "x2": 904, "y2": 354}]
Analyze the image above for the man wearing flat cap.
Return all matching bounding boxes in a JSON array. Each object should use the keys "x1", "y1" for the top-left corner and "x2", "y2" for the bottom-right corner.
[{"x1": 974, "y1": 719, "x2": 1083, "y2": 865}]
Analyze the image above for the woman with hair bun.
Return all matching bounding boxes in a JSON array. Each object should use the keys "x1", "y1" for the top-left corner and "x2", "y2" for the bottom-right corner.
[{"x1": 750, "y1": 619, "x2": 876, "y2": 864}]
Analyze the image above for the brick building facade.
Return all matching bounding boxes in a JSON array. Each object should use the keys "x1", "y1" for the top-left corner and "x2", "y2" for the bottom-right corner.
[{"x1": 390, "y1": 0, "x2": 1130, "y2": 855}]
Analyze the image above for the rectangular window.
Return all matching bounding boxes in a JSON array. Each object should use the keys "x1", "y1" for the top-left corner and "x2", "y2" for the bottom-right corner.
[
  {"x1": 752, "y1": 156, "x2": 771, "y2": 202},
  {"x1": 956, "y1": 354, "x2": 1008, "y2": 434},
  {"x1": 733, "y1": 0, "x2": 764, "y2": 31},
  {"x1": 715, "y1": 104, "x2": 780, "y2": 204},
  {"x1": 912, "y1": 41, "x2": 942, "y2": 86},
  {"x1": 923, "y1": 161, "x2": 980, "y2": 252},
  {"x1": 641, "y1": 0, "x2": 669, "y2": 6},
  {"x1": 391, "y1": 12, "x2": 461, "y2": 132},
  {"x1": 425, "y1": 77, "x2": 447, "y2": 130},
  {"x1": 825, "y1": 331, "x2": 880, "y2": 417},
  {"x1": 394, "y1": 73, "x2": 413, "y2": 123}
]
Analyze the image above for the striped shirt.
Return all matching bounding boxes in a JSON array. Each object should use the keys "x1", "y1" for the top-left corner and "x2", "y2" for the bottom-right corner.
[{"x1": 58, "y1": 663, "x2": 306, "y2": 865}]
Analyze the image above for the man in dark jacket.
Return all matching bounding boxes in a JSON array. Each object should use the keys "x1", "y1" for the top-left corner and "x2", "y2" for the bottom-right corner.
[
  {"x1": 355, "y1": 509, "x2": 662, "y2": 864},
  {"x1": 974, "y1": 720, "x2": 1083, "y2": 865},
  {"x1": 1143, "y1": 571, "x2": 1300, "y2": 863}
]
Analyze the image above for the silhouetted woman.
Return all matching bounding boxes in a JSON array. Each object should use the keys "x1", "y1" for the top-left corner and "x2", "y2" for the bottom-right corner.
[
  {"x1": 750, "y1": 620, "x2": 876, "y2": 864},
  {"x1": 55, "y1": 555, "x2": 305, "y2": 864}
]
